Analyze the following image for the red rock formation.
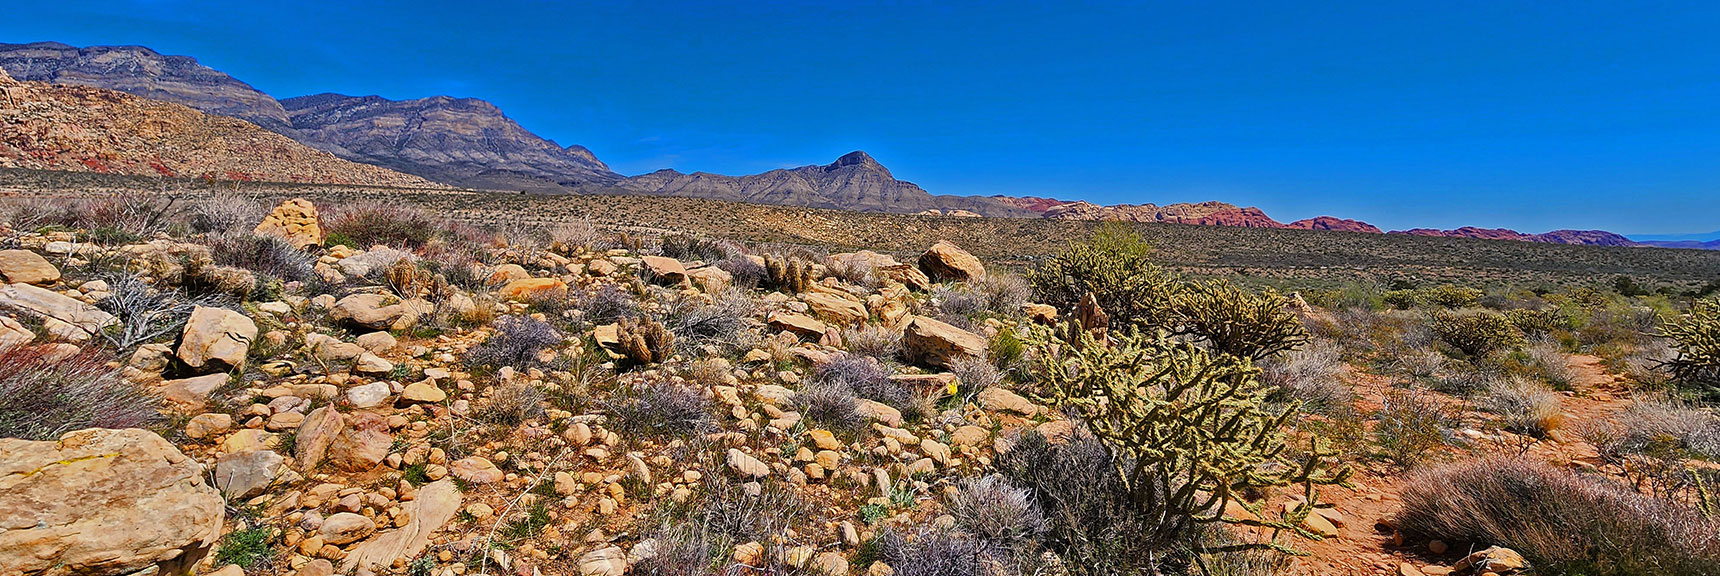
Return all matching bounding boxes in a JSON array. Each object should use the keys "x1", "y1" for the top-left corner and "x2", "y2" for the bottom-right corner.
[{"x1": 1287, "y1": 216, "x2": 1383, "y2": 234}]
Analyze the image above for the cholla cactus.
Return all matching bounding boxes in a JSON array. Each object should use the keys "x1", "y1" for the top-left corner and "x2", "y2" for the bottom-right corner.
[
  {"x1": 1174, "y1": 279, "x2": 1309, "y2": 361},
  {"x1": 1505, "y1": 308, "x2": 1570, "y2": 337},
  {"x1": 1660, "y1": 297, "x2": 1720, "y2": 398},
  {"x1": 1431, "y1": 310, "x2": 1525, "y2": 361},
  {"x1": 1026, "y1": 225, "x2": 1181, "y2": 334},
  {"x1": 1025, "y1": 325, "x2": 1351, "y2": 559},
  {"x1": 765, "y1": 254, "x2": 815, "y2": 293},
  {"x1": 617, "y1": 315, "x2": 674, "y2": 366}
]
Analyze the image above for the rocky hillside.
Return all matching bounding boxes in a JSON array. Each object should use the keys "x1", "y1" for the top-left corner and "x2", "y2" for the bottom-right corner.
[
  {"x1": 620, "y1": 151, "x2": 1039, "y2": 217},
  {"x1": 281, "y1": 93, "x2": 623, "y2": 190},
  {"x1": 0, "y1": 70, "x2": 435, "y2": 187},
  {"x1": 1041, "y1": 200, "x2": 1287, "y2": 228},
  {"x1": 0, "y1": 42, "x2": 305, "y2": 139}
]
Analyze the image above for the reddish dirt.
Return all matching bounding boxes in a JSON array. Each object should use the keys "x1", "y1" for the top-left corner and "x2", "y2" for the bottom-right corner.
[{"x1": 1279, "y1": 354, "x2": 1633, "y2": 575}]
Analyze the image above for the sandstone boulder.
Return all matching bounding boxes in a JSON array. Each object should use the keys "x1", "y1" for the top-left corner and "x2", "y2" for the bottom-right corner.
[
  {"x1": 0, "y1": 249, "x2": 59, "y2": 285},
  {"x1": 901, "y1": 316, "x2": 985, "y2": 368},
  {"x1": 342, "y1": 480, "x2": 462, "y2": 573},
  {"x1": 253, "y1": 199, "x2": 323, "y2": 249},
  {"x1": 803, "y1": 292, "x2": 868, "y2": 326},
  {"x1": 768, "y1": 311, "x2": 829, "y2": 341},
  {"x1": 578, "y1": 546, "x2": 628, "y2": 576},
  {"x1": 213, "y1": 449, "x2": 284, "y2": 500},
  {"x1": 0, "y1": 282, "x2": 116, "y2": 341},
  {"x1": 176, "y1": 306, "x2": 256, "y2": 372},
  {"x1": 0, "y1": 428, "x2": 224, "y2": 576},
  {"x1": 918, "y1": 240, "x2": 984, "y2": 282},
  {"x1": 327, "y1": 413, "x2": 392, "y2": 472},
  {"x1": 158, "y1": 373, "x2": 230, "y2": 410},
  {"x1": 498, "y1": 277, "x2": 568, "y2": 301},
  {"x1": 640, "y1": 256, "x2": 689, "y2": 284}
]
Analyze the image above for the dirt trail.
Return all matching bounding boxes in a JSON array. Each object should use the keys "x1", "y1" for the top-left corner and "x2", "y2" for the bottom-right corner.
[{"x1": 1282, "y1": 354, "x2": 1633, "y2": 575}]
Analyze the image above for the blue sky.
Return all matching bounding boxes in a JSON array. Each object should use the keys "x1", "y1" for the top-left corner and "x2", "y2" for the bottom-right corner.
[{"x1": 6, "y1": 1, "x2": 1719, "y2": 234}]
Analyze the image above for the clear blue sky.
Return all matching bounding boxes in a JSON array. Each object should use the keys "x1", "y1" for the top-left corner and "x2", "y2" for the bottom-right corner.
[{"x1": 6, "y1": 1, "x2": 1719, "y2": 234}]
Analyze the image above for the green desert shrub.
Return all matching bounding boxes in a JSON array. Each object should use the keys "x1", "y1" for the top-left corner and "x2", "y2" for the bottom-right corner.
[
  {"x1": 0, "y1": 346, "x2": 160, "y2": 440},
  {"x1": 1430, "y1": 310, "x2": 1525, "y2": 361},
  {"x1": 1021, "y1": 325, "x2": 1350, "y2": 563},
  {"x1": 323, "y1": 201, "x2": 442, "y2": 249},
  {"x1": 1027, "y1": 223, "x2": 1181, "y2": 334},
  {"x1": 1396, "y1": 456, "x2": 1720, "y2": 576},
  {"x1": 1659, "y1": 297, "x2": 1720, "y2": 400}
]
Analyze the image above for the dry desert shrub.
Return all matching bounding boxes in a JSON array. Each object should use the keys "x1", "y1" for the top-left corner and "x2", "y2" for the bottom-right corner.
[
  {"x1": 842, "y1": 324, "x2": 903, "y2": 360},
  {"x1": 1479, "y1": 376, "x2": 1564, "y2": 438},
  {"x1": 464, "y1": 316, "x2": 565, "y2": 372},
  {"x1": 0, "y1": 346, "x2": 159, "y2": 440},
  {"x1": 603, "y1": 381, "x2": 712, "y2": 438},
  {"x1": 1395, "y1": 455, "x2": 1720, "y2": 576},
  {"x1": 1259, "y1": 340, "x2": 1351, "y2": 414}
]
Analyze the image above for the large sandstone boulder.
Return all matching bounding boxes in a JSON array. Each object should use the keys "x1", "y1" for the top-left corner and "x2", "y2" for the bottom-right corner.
[
  {"x1": 176, "y1": 306, "x2": 257, "y2": 372},
  {"x1": 917, "y1": 241, "x2": 985, "y2": 283},
  {"x1": 640, "y1": 256, "x2": 688, "y2": 285},
  {"x1": 0, "y1": 282, "x2": 116, "y2": 342},
  {"x1": 0, "y1": 315, "x2": 33, "y2": 351},
  {"x1": 329, "y1": 293, "x2": 427, "y2": 330},
  {"x1": 0, "y1": 428, "x2": 224, "y2": 576},
  {"x1": 253, "y1": 198, "x2": 323, "y2": 249},
  {"x1": 0, "y1": 250, "x2": 59, "y2": 285},
  {"x1": 901, "y1": 316, "x2": 985, "y2": 368},
  {"x1": 327, "y1": 413, "x2": 392, "y2": 472}
]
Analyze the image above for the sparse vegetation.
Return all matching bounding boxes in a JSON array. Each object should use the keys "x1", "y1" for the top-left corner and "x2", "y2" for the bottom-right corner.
[
  {"x1": 1396, "y1": 456, "x2": 1720, "y2": 575},
  {"x1": 0, "y1": 346, "x2": 159, "y2": 440}
]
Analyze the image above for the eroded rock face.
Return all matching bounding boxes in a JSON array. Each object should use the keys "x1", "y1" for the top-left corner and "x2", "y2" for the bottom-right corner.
[
  {"x1": 0, "y1": 428, "x2": 224, "y2": 576},
  {"x1": 253, "y1": 198, "x2": 324, "y2": 248}
]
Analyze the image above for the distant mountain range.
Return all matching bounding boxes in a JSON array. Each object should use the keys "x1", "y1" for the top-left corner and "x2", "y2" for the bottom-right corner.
[{"x1": 0, "y1": 41, "x2": 1708, "y2": 249}]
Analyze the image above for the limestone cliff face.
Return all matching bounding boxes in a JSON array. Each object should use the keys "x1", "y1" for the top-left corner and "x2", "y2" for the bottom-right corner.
[
  {"x1": 0, "y1": 73, "x2": 435, "y2": 187},
  {"x1": 281, "y1": 93, "x2": 622, "y2": 190}
]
